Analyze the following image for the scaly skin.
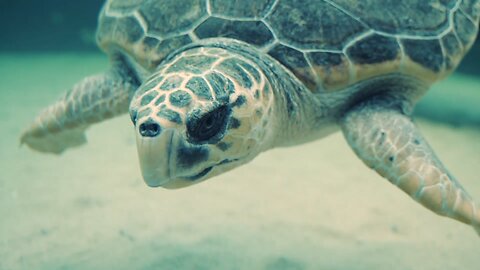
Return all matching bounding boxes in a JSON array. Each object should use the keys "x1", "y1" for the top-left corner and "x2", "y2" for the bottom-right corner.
[
  {"x1": 341, "y1": 98, "x2": 480, "y2": 235},
  {"x1": 21, "y1": 65, "x2": 139, "y2": 154}
]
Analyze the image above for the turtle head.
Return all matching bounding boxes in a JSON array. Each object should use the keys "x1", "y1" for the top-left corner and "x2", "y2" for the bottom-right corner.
[{"x1": 129, "y1": 47, "x2": 274, "y2": 189}]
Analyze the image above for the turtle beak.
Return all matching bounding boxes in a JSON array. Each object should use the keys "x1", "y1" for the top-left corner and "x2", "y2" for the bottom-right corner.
[{"x1": 136, "y1": 127, "x2": 176, "y2": 187}]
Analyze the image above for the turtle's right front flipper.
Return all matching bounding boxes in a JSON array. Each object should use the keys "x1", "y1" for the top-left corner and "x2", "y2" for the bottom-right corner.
[{"x1": 21, "y1": 66, "x2": 139, "y2": 154}]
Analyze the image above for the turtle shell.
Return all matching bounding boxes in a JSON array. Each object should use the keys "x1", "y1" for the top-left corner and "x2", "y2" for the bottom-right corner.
[{"x1": 97, "y1": 0, "x2": 480, "y2": 91}]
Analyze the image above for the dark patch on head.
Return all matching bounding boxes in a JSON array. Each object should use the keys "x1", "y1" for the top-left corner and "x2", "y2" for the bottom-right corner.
[
  {"x1": 225, "y1": 77, "x2": 236, "y2": 95},
  {"x1": 140, "y1": 76, "x2": 164, "y2": 94},
  {"x1": 176, "y1": 144, "x2": 210, "y2": 170},
  {"x1": 167, "y1": 55, "x2": 218, "y2": 74},
  {"x1": 254, "y1": 89, "x2": 260, "y2": 99},
  {"x1": 157, "y1": 109, "x2": 182, "y2": 124},
  {"x1": 347, "y1": 34, "x2": 400, "y2": 64},
  {"x1": 160, "y1": 75, "x2": 184, "y2": 91},
  {"x1": 403, "y1": 39, "x2": 444, "y2": 72},
  {"x1": 232, "y1": 95, "x2": 247, "y2": 107},
  {"x1": 216, "y1": 142, "x2": 232, "y2": 152},
  {"x1": 268, "y1": 44, "x2": 316, "y2": 89},
  {"x1": 414, "y1": 139, "x2": 421, "y2": 145},
  {"x1": 186, "y1": 76, "x2": 213, "y2": 100},
  {"x1": 206, "y1": 72, "x2": 235, "y2": 99},
  {"x1": 154, "y1": 94, "x2": 166, "y2": 106},
  {"x1": 228, "y1": 117, "x2": 241, "y2": 129},
  {"x1": 137, "y1": 107, "x2": 152, "y2": 120},
  {"x1": 388, "y1": 156, "x2": 395, "y2": 162},
  {"x1": 169, "y1": 90, "x2": 192, "y2": 108},
  {"x1": 218, "y1": 58, "x2": 253, "y2": 89},
  {"x1": 263, "y1": 83, "x2": 271, "y2": 96},
  {"x1": 140, "y1": 91, "x2": 158, "y2": 106},
  {"x1": 194, "y1": 17, "x2": 274, "y2": 46},
  {"x1": 239, "y1": 62, "x2": 261, "y2": 83}
]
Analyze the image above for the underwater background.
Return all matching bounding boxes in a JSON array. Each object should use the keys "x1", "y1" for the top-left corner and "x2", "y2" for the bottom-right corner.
[{"x1": 0, "y1": 1, "x2": 479, "y2": 269}]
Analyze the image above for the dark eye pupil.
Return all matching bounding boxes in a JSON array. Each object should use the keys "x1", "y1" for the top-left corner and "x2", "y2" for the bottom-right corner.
[
  {"x1": 187, "y1": 105, "x2": 231, "y2": 144},
  {"x1": 204, "y1": 116, "x2": 214, "y2": 128}
]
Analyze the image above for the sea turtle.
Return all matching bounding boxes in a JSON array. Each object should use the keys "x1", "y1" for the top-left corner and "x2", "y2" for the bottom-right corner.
[{"x1": 21, "y1": 0, "x2": 480, "y2": 234}]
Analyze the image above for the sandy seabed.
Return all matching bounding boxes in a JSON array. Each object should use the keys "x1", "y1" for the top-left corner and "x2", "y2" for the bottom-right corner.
[{"x1": 0, "y1": 53, "x2": 479, "y2": 270}]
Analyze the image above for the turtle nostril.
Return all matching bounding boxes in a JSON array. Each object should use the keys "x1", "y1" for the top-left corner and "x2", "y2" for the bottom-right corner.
[{"x1": 139, "y1": 122, "x2": 161, "y2": 137}]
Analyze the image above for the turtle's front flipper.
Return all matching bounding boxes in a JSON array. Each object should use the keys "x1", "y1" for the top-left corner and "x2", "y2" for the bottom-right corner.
[
  {"x1": 21, "y1": 66, "x2": 139, "y2": 154},
  {"x1": 340, "y1": 98, "x2": 480, "y2": 235}
]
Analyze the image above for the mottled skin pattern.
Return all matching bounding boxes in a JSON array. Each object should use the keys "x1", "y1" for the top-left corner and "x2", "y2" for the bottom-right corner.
[
  {"x1": 129, "y1": 45, "x2": 277, "y2": 188},
  {"x1": 342, "y1": 98, "x2": 480, "y2": 231},
  {"x1": 20, "y1": 0, "x2": 480, "y2": 235},
  {"x1": 20, "y1": 57, "x2": 140, "y2": 153}
]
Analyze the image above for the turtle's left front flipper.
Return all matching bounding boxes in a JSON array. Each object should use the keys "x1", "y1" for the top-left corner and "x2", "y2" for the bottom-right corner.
[
  {"x1": 340, "y1": 98, "x2": 480, "y2": 235},
  {"x1": 21, "y1": 66, "x2": 139, "y2": 154}
]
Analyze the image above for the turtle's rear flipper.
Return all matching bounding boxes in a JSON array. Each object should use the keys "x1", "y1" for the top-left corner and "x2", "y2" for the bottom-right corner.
[
  {"x1": 21, "y1": 66, "x2": 139, "y2": 154},
  {"x1": 340, "y1": 98, "x2": 480, "y2": 235}
]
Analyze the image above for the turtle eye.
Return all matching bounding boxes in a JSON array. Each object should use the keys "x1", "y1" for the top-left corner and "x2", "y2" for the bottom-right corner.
[{"x1": 187, "y1": 105, "x2": 231, "y2": 144}]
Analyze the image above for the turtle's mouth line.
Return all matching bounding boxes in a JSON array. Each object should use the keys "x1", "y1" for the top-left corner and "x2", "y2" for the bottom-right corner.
[
  {"x1": 185, "y1": 166, "x2": 213, "y2": 181},
  {"x1": 184, "y1": 158, "x2": 240, "y2": 181}
]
